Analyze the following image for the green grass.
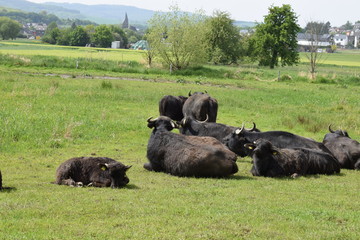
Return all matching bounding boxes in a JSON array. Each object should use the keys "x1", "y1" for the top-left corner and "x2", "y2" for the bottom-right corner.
[
  {"x1": 1, "y1": 70, "x2": 360, "y2": 239},
  {"x1": 0, "y1": 40, "x2": 360, "y2": 239}
]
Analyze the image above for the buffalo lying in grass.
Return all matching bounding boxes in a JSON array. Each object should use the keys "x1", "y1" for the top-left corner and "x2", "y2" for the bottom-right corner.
[
  {"x1": 145, "y1": 116, "x2": 238, "y2": 178},
  {"x1": 323, "y1": 126, "x2": 360, "y2": 169},
  {"x1": 223, "y1": 124, "x2": 331, "y2": 157},
  {"x1": 55, "y1": 157, "x2": 131, "y2": 188},
  {"x1": 245, "y1": 139, "x2": 340, "y2": 177}
]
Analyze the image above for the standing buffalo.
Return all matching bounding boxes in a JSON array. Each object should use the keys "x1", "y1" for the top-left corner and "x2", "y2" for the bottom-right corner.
[
  {"x1": 55, "y1": 157, "x2": 131, "y2": 188},
  {"x1": 323, "y1": 126, "x2": 360, "y2": 169},
  {"x1": 159, "y1": 95, "x2": 188, "y2": 121},
  {"x1": 223, "y1": 124, "x2": 331, "y2": 157},
  {"x1": 245, "y1": 139, "x2": 340, "y2": 177},
  {"x1": 145, "y1": 116, "x2": 238, "y2": 177},
  {"x1": 179, "y1": 115, "x2": 259, "y2": 143},
  {"x1": 182, "y1": 91, "x2": 218, "y2": 122}
]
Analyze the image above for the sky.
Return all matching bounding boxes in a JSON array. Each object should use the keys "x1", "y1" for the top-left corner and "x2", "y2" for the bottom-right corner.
[{"x1": 27, "y1": 0, "x2": 359, "y2": 27}]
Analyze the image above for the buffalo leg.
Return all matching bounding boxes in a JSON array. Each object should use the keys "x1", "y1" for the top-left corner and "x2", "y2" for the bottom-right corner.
[
  {"x1": 61, "y1": 178, "x2": 76, "y2": 186},
  {"x1": 143, "y1": 162, "x2": 154, "y2": 171}
]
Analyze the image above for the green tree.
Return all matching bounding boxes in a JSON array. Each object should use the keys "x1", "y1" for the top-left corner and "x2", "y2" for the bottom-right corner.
[
  {"x1": 252, "y1": 4, "x2": 301, "y2": 68},
  {"x1": 341, "y1": 21, "x2": 354, "y2": 30},
  {"x1": 56, "y1": 28, "x2": 72, "y2": 46},
  {"x1": 69, "y1": 26, "x2": 90, "y2": 46},
  {"x1": 84, "y1": 24, "x2": 96, "y2": 43},
  {"x1": 42, "y1": 21, "x2": 60, "y2": 44},
  {"x1": 93, "y1": 25, "x2": 113, "y2": 48},
  {"x1": 146, "y1": 6, "x2": 208, "y2": 70},
  {"x1": 0, "y1": 17, "x2": 21, "y2": 40},
  {"x1": 123, "y1": 28, "x2": 142, "y2": 46},
  {"x1": 109, "y1": 25, "x2": 128, "y2": 48},
  {"x1": 206, "y1": 11, "x2": 242, "y2": 64}
]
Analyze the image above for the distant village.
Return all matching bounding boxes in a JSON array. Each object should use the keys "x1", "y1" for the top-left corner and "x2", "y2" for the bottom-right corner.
[{"x1": 21, "y1": 14, "x2": 360, "y2": 50}]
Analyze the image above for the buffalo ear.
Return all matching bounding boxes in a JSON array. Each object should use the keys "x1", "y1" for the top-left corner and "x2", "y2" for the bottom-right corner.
[
  {"x1": 124, "y1": 165, "x2": 132, "y2": 171},
  {"x1": 244, "y1": 143, "x2": 255, "y2": 150},
  {"x1": 147, "y1": 117, "x2": 157, "y2": 129},
  {"x1": 99, "y1": 163, "x2": 109, "y2": 171},
  {"x1": 272, "y1": 150, "x2": 279, "y2": 156}
]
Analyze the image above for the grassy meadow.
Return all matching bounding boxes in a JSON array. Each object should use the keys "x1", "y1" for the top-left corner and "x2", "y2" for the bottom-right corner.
[{"x1": 0, "y1": 40, "x2": 360, "y2": 239}]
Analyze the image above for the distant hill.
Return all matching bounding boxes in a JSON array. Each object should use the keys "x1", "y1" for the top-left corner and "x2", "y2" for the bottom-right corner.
[
  {"x1": 44, "y1": 2, "x2": 155, "y2": 25},
  {"x1": 0, "y1": 0, "x2": 86, "y2": 19},
  {"x1": 0, "y1": 0, "x2": 256, "y2": 27}
]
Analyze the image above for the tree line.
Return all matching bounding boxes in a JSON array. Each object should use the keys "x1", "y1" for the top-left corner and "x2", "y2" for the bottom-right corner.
[
  {"x1": 41, "y1": 22, "x2": 142, "y2": 48},
  {"x1": 1, "y1": 4, "x2": 360, "y2": 71},
  {"x1": 145, "y1": 4, "x2": 300, "y2": 69}
]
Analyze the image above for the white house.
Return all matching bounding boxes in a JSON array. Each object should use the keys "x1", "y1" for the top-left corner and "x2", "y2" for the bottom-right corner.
[{"x1": 333, "y1": 34, "x2": 349, "y2": 47}]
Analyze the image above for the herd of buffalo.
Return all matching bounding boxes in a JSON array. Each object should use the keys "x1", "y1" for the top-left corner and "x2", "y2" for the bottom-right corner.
[{"x1": 0, "y1": 92, "x2": 359, "y2": 190}]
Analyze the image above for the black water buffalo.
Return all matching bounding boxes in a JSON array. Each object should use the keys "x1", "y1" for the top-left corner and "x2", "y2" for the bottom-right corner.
[
  {"x1": 245, "y1": 139, "x2": 340, "y2": 177},
  {"x1": 323, "y1": 126, "x2": 360, "y2": 169},
  {"x1": 223, "y1": 124, "x2": 331, "y2": 157},
  {"x1": 182, "y1": 91, "x2": 218, "y2": 122},
  {"x1": 179, "y1": 115, "x2": 259, "y2": 143},
  {"x1": 55, "y1": 157, "x2": 131, "y2": 188},
  {"x1": 145, "y1": 116, "x2": 238, "y2": 177},
  {"x1": 159, "y1": 95, "x2": 188, "y2": 121}
]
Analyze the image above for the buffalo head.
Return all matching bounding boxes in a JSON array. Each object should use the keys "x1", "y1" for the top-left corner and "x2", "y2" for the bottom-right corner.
[
  {"x1": 147, "y1": 116, "x2": 179, "y2": 131},
  {"x1": 99, "y1": 162, "x2": 132, "y2": 188},
  {"x1": 223, "y1": 123, "x2": 258, "y2": 157},
  {"x1": 328, "y1": 125, "x2": 350, "y2": 138}
]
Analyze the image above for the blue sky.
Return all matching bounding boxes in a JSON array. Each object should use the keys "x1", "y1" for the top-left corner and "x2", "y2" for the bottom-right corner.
[{"x1": 27, "y1": 0, "x2": 359, "y2": 27}]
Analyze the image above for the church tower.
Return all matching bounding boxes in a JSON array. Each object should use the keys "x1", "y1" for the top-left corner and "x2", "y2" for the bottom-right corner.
[{"x1": 122, "y1": 13, "x2": 129, "y2": 29}]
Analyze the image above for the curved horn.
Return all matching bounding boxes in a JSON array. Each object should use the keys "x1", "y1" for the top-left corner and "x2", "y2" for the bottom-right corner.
[
  {"x1": 188, "y1": 90, "x2": 192, "y2": 96},
  {"x1": 328, "y1": 124, "x2": 335, "y2": 133},
  {"x1": 205, "y1": 90, "x2": 208, "y2": 94},
  {"x1": 170, "y1": 120, "x2": 179, "y2": 129},
  {"x1": 147, "y1": 117, "x2": 157, "y2": 123},
  {"x1": 235, "y1": 123, "x2": 245, "y2": 135},
  {"x1": 196, "y1": 114, "x2": 209, "y2": 123},
  {"x1": 248, "y1": 122, "x2": 257, "y2": 131}
]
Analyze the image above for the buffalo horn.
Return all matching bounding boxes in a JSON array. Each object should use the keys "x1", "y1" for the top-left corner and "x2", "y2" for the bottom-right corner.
[
  {"x1": 196, "y1": 114, "x2": 209, "y2": 123},
  {"x1": 147, "y1": 117, "x2": 157, "y2": 123},
  {"x1": 235, "y1": 123, "x2": 245, "y2": 135},
  {"x1": 172, "y1": 120, "x2": 180, "y2": 129},
  {"x1": 188, "y1": 90, "x2": 192, "y2": 96},
  {"x1": 247, "y1": 122, "x2": 257, "y2": 131},
  {"x1": 328, "y1": 124, "x2": 335, "y2": 133}
]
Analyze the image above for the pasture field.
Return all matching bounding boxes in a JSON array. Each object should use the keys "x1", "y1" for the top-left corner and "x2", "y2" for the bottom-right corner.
[
  {"x1": 299, "y1": 50, "x2": 360, "y2": 67},
  {"x1": 0, "y1": 40, "x2": 143, "y2": 62},
  {"x1": 1, "y1": 40, "x2": 360, "y2": 88},
  {"x1": 0, "y1": 41, "x2": 360, "y2": 239}
]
